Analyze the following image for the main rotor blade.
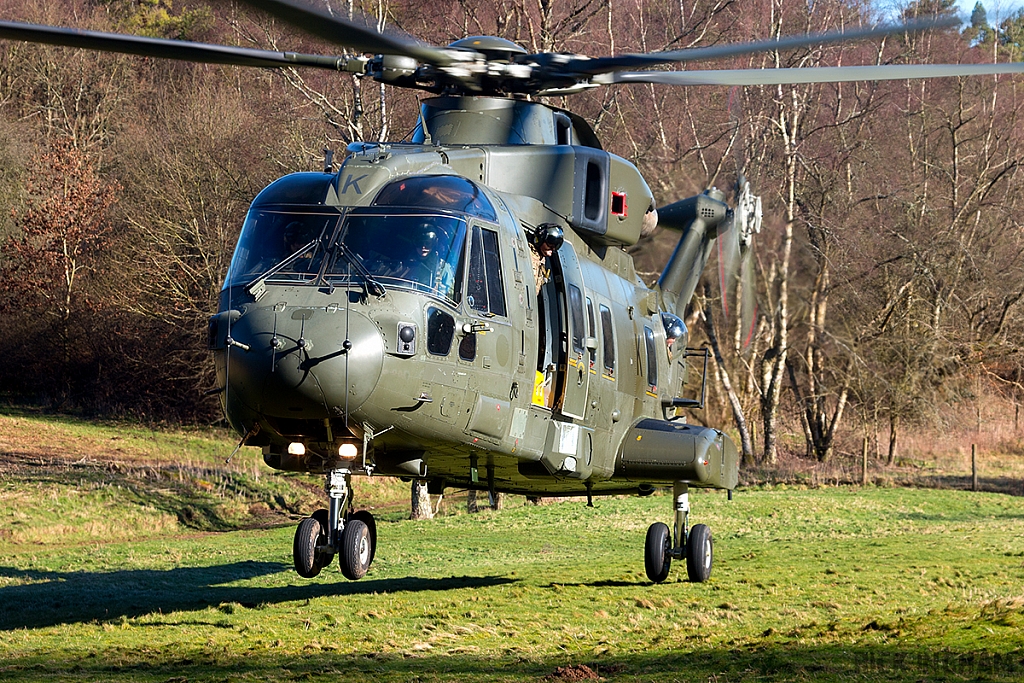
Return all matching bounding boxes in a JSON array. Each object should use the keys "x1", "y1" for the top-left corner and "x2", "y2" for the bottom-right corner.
[
  {"x1": 0, "y1": 20, "x2": 357, "y2": 70},
  {"x1": 242, "y1": 0, "x2": 454, "y2": 65},
  {"x1": 609, "y1": 61, "x2": 1024, "y2": 87},
  {"x1": 566, "y1": 16, "x2": 958, "y2": 77}
]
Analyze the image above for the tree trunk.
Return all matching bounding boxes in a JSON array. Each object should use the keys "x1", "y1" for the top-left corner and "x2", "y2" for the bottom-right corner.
[
  {"x1": 761, "y1": 217, "x2": 792, "y2": 464},
  {"x1": 887, "y1": 412, "x2": 899, "y2": 466},
  {"x1": 410, "y1": 480, "x2": 433, "y2": 520},
  {"x1": 702, "y1": 295, "x2": 755, "y2": 465}
]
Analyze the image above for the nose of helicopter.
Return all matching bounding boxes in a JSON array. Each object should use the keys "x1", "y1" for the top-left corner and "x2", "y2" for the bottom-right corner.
[{"x1": 225, "y1": 305, "x2": 385, "y2": 419}]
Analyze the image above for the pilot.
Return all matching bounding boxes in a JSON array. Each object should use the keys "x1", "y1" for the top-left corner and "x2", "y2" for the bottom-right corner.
[
  {"x1": 660, "y1": 312, "x2": 686, "y2": 359},
  {"x1": 251, "y1": 220, "x2": 310, "y2": 277},
  {"x1": 530, "y1": 223, "x2": 563, "y2": 294},
  {"x1": 402, "y1": 221, "x2": 455, "y2": 295},
  {"x1": 283, "y1": 221, "x2": 306, "y2": 254},
  {"x1": 282, "y1": 220, "x2": 319, "y2": 273}
]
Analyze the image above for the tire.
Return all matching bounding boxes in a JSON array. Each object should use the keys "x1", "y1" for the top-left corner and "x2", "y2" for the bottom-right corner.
[
  {"x1": 339, "y1": 519, "x2": 371, "y2": 580},
  {"x1": 685, "y1": 524, "x2": 713, "y2": 583},
  {"x1": 351, "y1": 510, "x2": 377, "y2": 566},
  {"x1": 311, "y1": 508, "x2": 330, "y2": 532},
  {"x1": 644, "y1": 522, "x2": 672, "y2": 583},
  {"x1": 293, "y1": 516, "x2": 328, "y2": 579}
]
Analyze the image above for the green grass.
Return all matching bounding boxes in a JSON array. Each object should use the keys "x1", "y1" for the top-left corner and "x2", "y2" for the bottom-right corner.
[
  {"x1": 1, "y1": 486, "x2": 1023, "y2": 682},
  {"x1": 0, "y1": 404, "x2": 239, "y2": 464},
  {"x1": 0, "y1": 410, "x2": 410, "y2": 541}
]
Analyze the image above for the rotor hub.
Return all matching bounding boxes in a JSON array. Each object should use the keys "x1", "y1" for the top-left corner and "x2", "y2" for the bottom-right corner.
[{"x1": 447, "y1": 36, "x2": 526, "y2": 62}]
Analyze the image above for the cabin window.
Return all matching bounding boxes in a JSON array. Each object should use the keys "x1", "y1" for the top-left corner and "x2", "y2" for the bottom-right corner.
[
  {"x1": 599, "y1": 304, "x2": 615, "y2": 379},
  {"x1": 644, "y1": 325, "x2": 658, "y2": 393},
  {"x1": 426, "y1": 307, "x2": 456, "y2": 356},
  {"x1": 459, "y1": 332, "x2": 477, "y2": 361},
  {"x1": 568, "y1": 284, "x2": 585, "y2": 357},
  {"x1": 586, "y1": 298, "x2": 597, "y2": 372},
  {"x1": 466, "y1": 225, "x2": 507, "y2": 316}
]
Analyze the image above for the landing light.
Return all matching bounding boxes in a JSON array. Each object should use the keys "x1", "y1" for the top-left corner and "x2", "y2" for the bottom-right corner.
[
  {"x1": 288, "y1": 442, "x2": 306, "y2": 456},
  {"x1": 339, "y1": 443, "x2": 359, "y2": 459}
]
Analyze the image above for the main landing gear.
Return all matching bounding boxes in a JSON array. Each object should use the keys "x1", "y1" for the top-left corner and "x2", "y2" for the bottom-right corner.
[
  {"x1": 644, "y1": 481, "x2": 712, "y2": 583},
  {"x1": 293, "y1": 468, "x2": 377, "y2": 580}
]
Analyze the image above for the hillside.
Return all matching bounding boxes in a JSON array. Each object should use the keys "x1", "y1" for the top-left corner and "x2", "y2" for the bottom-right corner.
[{"x1": 0, "y1": 409, "x2": 415, "y2": 545}]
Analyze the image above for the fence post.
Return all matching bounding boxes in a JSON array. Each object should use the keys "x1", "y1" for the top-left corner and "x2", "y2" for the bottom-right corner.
[
  {"x1": 862, "y1": 436, "x2": 869, "y2": 486},
  {"x1": 972, "y1": 444, "x2": 978, "y2": 492}
]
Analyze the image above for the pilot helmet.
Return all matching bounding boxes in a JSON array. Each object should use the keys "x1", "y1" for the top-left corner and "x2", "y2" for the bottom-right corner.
[
  {"x1": 414, "y1": 221, "x2": 444, "y2": 254},
  {"x1": 533, "y1": 223, "x2": 564, "y2": 252},
  {"x1": 660, "y1": 312, "x2": 686, "y2": 342},
  {"x1": 418, "y1": 228, "x2": 438, "y2": 247},
  {"x1": 283, "y1": 221, "x2": 305, "y2": 249}
]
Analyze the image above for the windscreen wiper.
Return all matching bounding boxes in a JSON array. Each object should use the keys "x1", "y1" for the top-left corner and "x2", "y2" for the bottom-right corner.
[
  {"x1": 245, "y1": 238, "x2": 320, "y2": 298},
  {"x1": 333, "y1": 245, "x2": 386, "y2": 297}
]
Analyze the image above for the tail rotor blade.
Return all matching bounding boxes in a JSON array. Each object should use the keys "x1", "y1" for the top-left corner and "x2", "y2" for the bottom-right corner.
[
  {"x1": 717, "y1": 211, "x2": 740, "y2": 320},
  {"x1": 737, "y1": 244, "x2": 758, "y2": 351},
  {"x1": 724, "y1": 180, "x2": 761, "y2": 352}
]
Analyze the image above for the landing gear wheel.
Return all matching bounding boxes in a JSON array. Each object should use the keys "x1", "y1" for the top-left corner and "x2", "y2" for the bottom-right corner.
[
  {"x1": 644, "y1": 522, "x2": 672, "y2": 583},
  {"x1": 686, "y1": 524, "x2": 713, "y2": 583},
  {"x1": 312, "y1": 508, "x2": 329, "y2": 530},
  {"x1": 351, "y1": 510, "x2": 377, "y2": 566},
  {"x1": 293, "y1": 516, "x2": 329, "y2": 579},
  {"x1": 339, "y1": 519, "x2": 372, "y2": 580}
]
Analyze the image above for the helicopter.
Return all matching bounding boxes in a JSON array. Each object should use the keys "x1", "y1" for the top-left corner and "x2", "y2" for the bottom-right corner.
[{"x1": 3, "y1": 1, "x2": 1022, "y2": 585}]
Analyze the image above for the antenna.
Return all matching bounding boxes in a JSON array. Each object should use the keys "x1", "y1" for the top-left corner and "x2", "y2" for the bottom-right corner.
[{"x1": 418, "y1": 102, "x2": 432, "y2": 145}]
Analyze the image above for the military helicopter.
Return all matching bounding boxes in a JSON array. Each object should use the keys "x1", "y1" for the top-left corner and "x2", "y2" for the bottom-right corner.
[{"x1": 3, "y1": 1, "x2": 1022, "y2": 584}]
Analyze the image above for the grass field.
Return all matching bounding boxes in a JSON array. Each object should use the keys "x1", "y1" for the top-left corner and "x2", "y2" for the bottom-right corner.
[{"x1": 1, "y1": 411, "x2": 1023, "y2": 681}]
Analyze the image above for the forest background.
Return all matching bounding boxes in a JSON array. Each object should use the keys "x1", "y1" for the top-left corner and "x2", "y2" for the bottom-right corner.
[{"x1": 0, "y1": 0, "x2": 1022, "y2": 474}]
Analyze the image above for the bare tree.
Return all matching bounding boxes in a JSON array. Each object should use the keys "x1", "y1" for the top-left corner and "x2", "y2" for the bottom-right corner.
[
  {"x1": 0, "y1": 138, "x2": 118, "y2": 404},
  {"x1": 701, "y1": 287, "x2": 755, "y2": 464},
  {"x1": 411, "y1": 480, "x2": 434, "y2": 519}
]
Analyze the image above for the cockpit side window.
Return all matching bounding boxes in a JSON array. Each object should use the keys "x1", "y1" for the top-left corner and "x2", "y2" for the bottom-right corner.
[
  {"x1": 466, "y1": 224, "x2": 507, "y2": 316},
  {"x1": 372, "y1": 175, "x2": 497, "y2": 222}
]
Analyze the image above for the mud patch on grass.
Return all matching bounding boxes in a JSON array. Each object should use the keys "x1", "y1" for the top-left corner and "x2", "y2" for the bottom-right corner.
[{"x1": 548, "y1": 664, "x2": 600, "y2": 681}]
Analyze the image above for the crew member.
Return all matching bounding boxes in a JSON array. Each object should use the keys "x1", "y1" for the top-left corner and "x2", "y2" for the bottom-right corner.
[
  {"x1": 530, "y1": 223, "x2": 564, "y2": 294},
  {"x1": 530, "y1": 224, "x2": 564, "y2": 407},
  {"x1": 660, "y1": 312, "x2": 686, "y2": 359}
]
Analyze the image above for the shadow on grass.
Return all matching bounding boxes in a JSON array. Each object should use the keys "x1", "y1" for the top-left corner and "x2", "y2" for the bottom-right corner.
[
  {"x1": 0, "y1": 562, "x2": 516, "y2": 630},
  {"x1": 0, "y1": 642, "x2": 1021, "y2": 682},
  {"x1": 544, "y1": 580, "x2": 645, "y2": 588}
]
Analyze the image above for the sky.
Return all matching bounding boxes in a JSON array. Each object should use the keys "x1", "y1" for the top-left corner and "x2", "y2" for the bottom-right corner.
[
  {"x1": 871, "y1": 0, "x2": 1024, "y2": 25},
  {"x1": 953, "y1": 0, "x2": 1024, "y2": 20}
]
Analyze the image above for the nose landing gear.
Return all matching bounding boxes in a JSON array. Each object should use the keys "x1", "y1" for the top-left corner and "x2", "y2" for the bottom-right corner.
[
  {"x1": 644, "y1": 481, "x2": 713, "y2": 583},
  {"x1": 293, "y1": 467, "x2": 377, "y2": 579}
]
